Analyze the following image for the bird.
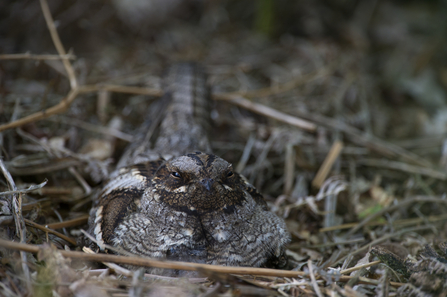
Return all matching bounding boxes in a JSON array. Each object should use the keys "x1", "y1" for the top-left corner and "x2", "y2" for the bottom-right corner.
[{"x1": 85, "y1": 62, "x2": 290, "y2": 273}]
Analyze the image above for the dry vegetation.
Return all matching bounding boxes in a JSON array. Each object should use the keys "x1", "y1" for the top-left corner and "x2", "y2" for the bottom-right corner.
[{"x1": 1, "y1": 0, "x2": 447, "y2": 296}]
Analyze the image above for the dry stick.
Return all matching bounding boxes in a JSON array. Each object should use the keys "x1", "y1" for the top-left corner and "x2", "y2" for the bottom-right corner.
[
  {"x1": 345, "y1": 196, "x2": 447, "y2": 237},
  {"x1": 98, "y1": 84, "x2": 162, "y2": 96},
  {"x1": 312, "y1": 140, "x2": 344, "y2": 188},
  {"x1": 45, "y1": 215, "x2": 89, "y2": 230},
  {"x1": 343, "y1": 276, "x2": 403, "y2": 288},
  {"x1": 0, "y1": 53, "x2": 76, "y2": 60},
  {"x1": 24, "y1": 219, "x2": 77, "y2": 246},
  {"x1": 87, "y1": 268, "x2": 207, "y2": 282},
  {"x1": 0, "y1": 86, "x2": 82, "y2": 132},
  {"x1": 308, "y1": 260, "x2": 324, "y2": 297},
  {"x1": 339, "y1": 260, "x2": 381, "y2": 275},
  {"x1": 38, "y1": 187, "x2": 72, "y2": 195},
  {"x1": 39, "y1": 0, "x2": 77, "y2": 89},
  {"x1": 213, "y1": 94, "x2": 317, "y2": 132},
  {"x1": 0, "y1": 239, "x2": 404, "y2": 288},
  {"x1": 83, "y1": 247, "x2": 133, "y2": 277},
  {"x1": 68, "y1": 166, "x2": 91, "y2": 196},
  {"x1": 0, "y1": 180, "x2": 48, "y2": 197},
  {"x1": 358, "y1": 158, "x2": 447, "y2": 180},
  {"x1": 0, "y1": 85, "x2": 160, "y2": 132},
  {"x1": 283, "y1": 143, "x2": 295, "y2": 196},
  {"x1": 0, "y1": 239, "x2": 306, "y2": 277}
]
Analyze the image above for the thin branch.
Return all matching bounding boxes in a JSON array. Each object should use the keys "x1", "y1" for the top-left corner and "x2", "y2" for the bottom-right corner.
[
  {"x1": 0, "y1": 85, "x2": 161, "y2": 132},
  {"x1": 0, "y1": 53, "x2": 76, "y2": 60},
  {"x1": 83, "y1": 247, "x2": 133, "y2": 277},
  {"x1": 45, "y1": 215, "x2": 89, "y2": 230},
  {"x1": 0, "y1": 238, "x2": 306, "y2": 277},
  {"x1": 97, "y1": 84, "x2": 162, "y2": 96},
  {"x1": 312, "y1": 140, "x2": 344, "y2": 188},
  {"x1": 0, "y1": 179, "x2": 47, "y2": 196},
  {"x1": 340, "y1": 260, "x2": 381, "y2": 275},
  {"x1": 39, "y1": 0, "x2": 78, "y2": 89},
  {"x1": 24, "y1": 219, "x2": 77, "y2": 246},
  {"x1": 0, "y1": 239, "x2": 406, "y2": 287},
  {"x1": 308, "y1": 260, "x2": 324, "y2": 297},
  {"x1": 213, "y1": 93, "x2": 317, "y2": 132},
  {"x1": 0, "y1": 86, "x2": 90, "y2": 132}
]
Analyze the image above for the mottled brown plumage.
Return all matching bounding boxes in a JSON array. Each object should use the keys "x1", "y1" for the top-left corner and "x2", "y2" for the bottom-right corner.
[{"x1": 85, "y1": 62, "x2": 290, "y2": 273}]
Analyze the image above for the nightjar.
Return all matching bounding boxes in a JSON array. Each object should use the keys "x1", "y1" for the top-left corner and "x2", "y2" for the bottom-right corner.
[{"x1": 86, "y1": 62, "x2": 290, "y2": 270}]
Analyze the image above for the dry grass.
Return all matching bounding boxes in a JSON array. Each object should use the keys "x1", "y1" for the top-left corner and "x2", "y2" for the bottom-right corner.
[{"x1": 1, "y1": 0, "x2": 447, "y2": 296}]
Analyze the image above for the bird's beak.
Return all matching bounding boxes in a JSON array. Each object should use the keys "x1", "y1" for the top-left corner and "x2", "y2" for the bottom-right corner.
[{"x1": 200, "y1": 178, "x2": 214, "y2": 191}]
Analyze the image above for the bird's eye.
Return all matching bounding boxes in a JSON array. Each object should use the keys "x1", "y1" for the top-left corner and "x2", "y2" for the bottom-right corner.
[
  {"x1": 227, "y1": 171, "x2": 234, "y2": 177},
  {"x1": 171, "y1": 172, "x2": 181, "y2": 178}
]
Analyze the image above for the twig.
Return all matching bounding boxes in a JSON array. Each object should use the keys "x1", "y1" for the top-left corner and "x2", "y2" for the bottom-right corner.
[
  {"x1": 0, "y1": 179, "x2": 48, "y2": 196},
  {"x1": 0, "y1": 239, "x2": 406, "y2": 287},
  {"x1": 39, "y1": 0, "x2": 77, "y2": 89},
  {"x1": 338, "y1": 275, "x2": 403, "y2": 287},
  {"x1": 308, "y1": 260, "x2": 323, "y2": 297},
  {"x1": 0, "y1": 84, "x2": 161, "y2": 132},
  {"x1": 23, "y1": 219, "x2": 77, "y2": 246},
  {"x1": 340, "y1": 260, "x2": 381, "y2": 275},
  {"x1": 83, "y1": 247, "x2": 133, "y2": 277},
  {"x1": 213, "y1": 93, "x2": 317, "y2": 132},
  {"x1": 68, "y1": 166, "x2": 91, "y2": 195},
  {"x1": 0, "y1": 238, "x2": 307, "y2": 277},
  {"x1": 312, "y1": 140, "x2": 344, "y2": 188},
  {"x1": 0, "y1": 86, "x2": 89, "y2": 132},
  {"x1": 0, "y1": 53, "x2": 76, "y2": 60},
  {"x1": 45, "y1": 215, "x2": 89, "y2": 229},
  {"x1": 96, "y1": 84, "x2": 162, "y2": 96},
  {"x1": 283, "y1": 143, "x2": 296, "y2": 196},
  {"x1": 88, "y1": 268, "x2": 208, "y2": 282}
]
